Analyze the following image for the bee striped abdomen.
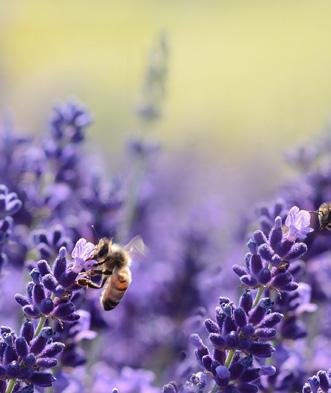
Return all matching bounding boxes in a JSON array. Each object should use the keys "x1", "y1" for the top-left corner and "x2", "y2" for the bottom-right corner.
[{"x1": 100, "y1": 266, "x2": 132, "y2": 311}]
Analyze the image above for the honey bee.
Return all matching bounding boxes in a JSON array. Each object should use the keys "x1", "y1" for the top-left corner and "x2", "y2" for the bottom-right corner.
[
  {"x1": 311, "y1": 202, "x2": 331, "y2": 230},
  {"x1": 77, "y1": 236, "x2": 145, "y2": 311}
]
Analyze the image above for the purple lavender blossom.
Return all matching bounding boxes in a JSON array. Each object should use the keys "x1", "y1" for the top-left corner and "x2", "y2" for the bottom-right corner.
[
  {"x1": 70, "y1": 238, "x2": 96, "y2": 273},
  {"x1": 302, "y1": 370, "x2": 330, "y2": 393},
  {"x1": 15, "y1": 247, "x2": 81, "y2": 323},
  {"x1": 0, "y1": 323, "x2": 64, "y2": 391},
  {"x1": 285, "y1": 206, "x2": 313, "y2": 242}
]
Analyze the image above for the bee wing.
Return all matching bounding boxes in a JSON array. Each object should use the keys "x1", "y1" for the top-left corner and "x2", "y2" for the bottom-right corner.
[{"x1": 124, "y1": 235, "x2": 147, "y2": 258}]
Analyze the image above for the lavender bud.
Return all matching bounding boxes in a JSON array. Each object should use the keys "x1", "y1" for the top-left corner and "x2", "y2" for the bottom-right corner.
[
  {"x1": 213, "y1": 348, "x2": 226, "y2": 364},
  {"x1": 250, "y1": 255, "x2": 263, "y2": 275},
  {"x1": 23, "y1": 305, "x2": 40, "y2": 318},
  {"x1": 190, "y1": 334, "x2": 204, "y2": 348},
  {"x1": 36, "y1": 357, "x2": 58, "y2": 368},
  {"x1": 225, "y1": 331, "x2": 238, "y2": 348},
  {"x1": 14, "y1": 294, "x2": 30, "y2": 307},
  {"x1": 302, "y1": 383, "x2": 312, "y2": 393},
  {"x1": 163, "y1": 383, "x2": 177, "y2": 393},
  {"x1": 249, "y1": 304, "x2": 267, "y2": 325},
  {"x1": 6, "y1": 361, "x2": 20, "y2": 378},
  {"x1": 308, "y1": 376, "x2": 320, "y2": 393},
  {"x1": 201, "y1": 355, "x2": 212, "y2": 371},
  {"x1": 240, "y1": 275, "x2": 258, "y2": 287},
  {"x1": 20, "y1": 321, "x2": 34, "y2": 343},
  {"x1": 30, "y1": 268, "x2": 41, "y2": 284},
  {"x1": 216, "y1": 365, "x2": 230, "y2": 380},
  {"x1": 259, "y1": 312, "x2": 283, "y2": 328},
  {"x1": 30, "y1": 334, "x2": 48, "y2": 355},
  {"x1": 260, "y1": 366, "x2": 276, "y2": 376},
  {"x1": 40, "y1": 342, "x2": 65, "y2": 357},
  {"x1": 204, "y1": 319, "x2": 219, "y2": 333},
  {"x1": 53, "y1": 250, "x2": 67, "y2": 280},
  {"x1": 276, "y1": 240, "x2": 293, "y2": 257},
  {"x1": 3, "y1": 346, "x2": 17, "y2": 364},
  {"x1": 286, "y1": 243, "x2": 307, "y2": 260},
  {"x1": 234, "y1": 307, "x2": 247, "y2": 328},
  {"x1": 40, "y1": 298, "x2": 54, "y2": 315},
  {"x1": 233, "y1": 264, "x2": 247, "y2": 277},
  {"x1": 24, "y1": 353, "x2": 36, "y2": 366},
  {"x1": 283, "y1": 282, "x2": 299, "y2": 291},
  {"x1": 209, "y1": 334, "x2": 226, "y2": 349},
  {"x1": 247, "y1": 240, "x2": 257, "y2": 254},
  {"x1": 258, "y1": 244, "x2": 274, "y2": 262},
  {"x1": 249, "y1": 342, "x2": 274, "y2": 358},
  {"x1": 269, "y1": 223, "x2": 282, "y2": 249},
  {"x1": 255, "y1": 328, "x2": 276, "y2": 340},
  {"x1": 37, "y1": 260, "x2": 52, "y2": 276},
  {"x1": 317, "y1": 370, "x2": 329, "y2": 392},
  {"x1": 54, "y1": 285, "x2": 65, "y2": 297},
  {"x1": 32, "y1": 284, "x2": 46, "y2": 305},
  {"x1": 271, "y1": 254, "x2": 282, "y2": 266},
  {"x1": 253, "y1": 231, "x2": 267, "y2": 245},
  {"x1": 240, "y1": 368, "x2": 260, "y2": 382},
  {"x1": 30, "y1": 371, "x2": 56, "y2": 387},
  {"x1": 257, "y1": 268, "x2": 271, "y2": 285},
  {"x1": 42, "y1": 275, "x2": 58, "y2": 292},
  {"x1": 271, "y1": 272, "x2": 292, "y2": 289},
  {"x1": 239, "y1": 291, "x2": 253, "y2": 313},
  {"x1": 242, "y1": 324, "x2": 255, "y2": 336},
  {"x1": 15, "y1": 337, "x2": 29, "y2": 358}
]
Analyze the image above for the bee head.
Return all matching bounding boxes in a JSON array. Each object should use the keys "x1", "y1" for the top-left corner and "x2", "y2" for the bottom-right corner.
[{"x1": 96, "y1": 238, "x2": 112, "y2": 259}]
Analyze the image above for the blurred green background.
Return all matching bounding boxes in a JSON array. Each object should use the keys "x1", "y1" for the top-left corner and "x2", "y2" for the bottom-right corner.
[{"x1": 1, "y1": 0, "x2": 331, "y2": 187}]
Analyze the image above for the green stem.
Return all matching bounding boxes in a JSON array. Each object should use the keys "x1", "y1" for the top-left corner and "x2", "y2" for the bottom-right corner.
[
  {"x1": 34, "y1": 316, "x2": 47, "y2": 338},
  {"x1": 5, "y1": 379, "x2": 16, "y2": 393},
  {"x1": 252, "y1": 286, "x2": 264, "y2": 308},
  {"x1": 225, "y1": 349, "x2": 235, "y2": 368}
]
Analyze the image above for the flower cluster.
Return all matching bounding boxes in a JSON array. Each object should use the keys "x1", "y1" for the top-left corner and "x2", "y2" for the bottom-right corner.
[
  {"x1": 15, "y1": 248, "x2": 79, "y2": 322},
  {"x1": 233, "y1": 207, "x2": 310, "y2": 295},
  {"x1": 0, "y1": 323, "x2": 64, "y2": 391},
  {"x1": 188, "y1": 293, "x2": 281, "y2": 393},
  {"x1": 302, "y1": 370, "x2": 330, "y2": 393}
]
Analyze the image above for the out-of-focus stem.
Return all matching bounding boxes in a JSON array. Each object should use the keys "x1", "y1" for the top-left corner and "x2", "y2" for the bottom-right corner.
[
  {"x1": 34, "y1": 315, "x2": 47, "y2": 338},
  {"x1": 5, "y1": 379, "x2": 16, "y2": 393},
  {"x1": 225, "y1": 349, "x2": 235, "y2": 368},
  {"x1": 252, "y1": 286, "x2": 265, "y2": 308}
]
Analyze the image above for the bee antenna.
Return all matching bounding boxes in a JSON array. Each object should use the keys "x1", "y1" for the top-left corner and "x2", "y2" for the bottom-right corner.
[
  {"x1": 91, "y1": 225, "x2": 100, "y2": 238},
  {"x1": 308, "y1": 210, "x2": 320, "y2": 216}
]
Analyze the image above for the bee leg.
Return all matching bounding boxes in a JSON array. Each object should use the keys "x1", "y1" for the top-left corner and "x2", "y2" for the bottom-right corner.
[
  {"x1": 93, "y1": 261, "x2": 106, "y2": 267},
  {"x1": 91, "y1": 269, "x2": 106, "y2": 275},
  {"x1": 77, "y1": 278, "x2": 103, "y2": 289},
  {"x1": 90, "y1": 269, "x2": 112, "y2": 276}
]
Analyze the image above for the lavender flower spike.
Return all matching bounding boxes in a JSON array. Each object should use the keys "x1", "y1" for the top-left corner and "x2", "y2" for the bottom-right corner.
[
  {"x1": 285, "y1": 206, "x2": 313, "y2": 242},
  {"x1": 71, "y1": 238, "x2": 96, "y2": 273}
]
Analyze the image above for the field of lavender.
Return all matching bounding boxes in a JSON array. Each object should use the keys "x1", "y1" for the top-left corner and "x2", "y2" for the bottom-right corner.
[{"x1": 2, "y1": 11, "x2": 331, "y2": 393}]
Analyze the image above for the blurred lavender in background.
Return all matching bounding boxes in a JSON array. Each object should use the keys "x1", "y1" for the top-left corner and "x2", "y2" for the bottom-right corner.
[{"x1": 1, "y1": 6, "x2": 331, "y2": 391}]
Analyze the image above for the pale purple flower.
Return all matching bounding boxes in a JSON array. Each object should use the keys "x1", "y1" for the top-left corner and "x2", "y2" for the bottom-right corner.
[
  {"x1": 285, "y1": 206, "x2": 313, "y2": 241},
  {"x1": 71, "y1": 238, "x2": 96, "y2": 273}
]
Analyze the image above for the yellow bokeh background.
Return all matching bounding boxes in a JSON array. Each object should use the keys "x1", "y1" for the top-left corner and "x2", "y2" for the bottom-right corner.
[{"x1": 1, "y1": 0, "x2": 331, "y2": 176}]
